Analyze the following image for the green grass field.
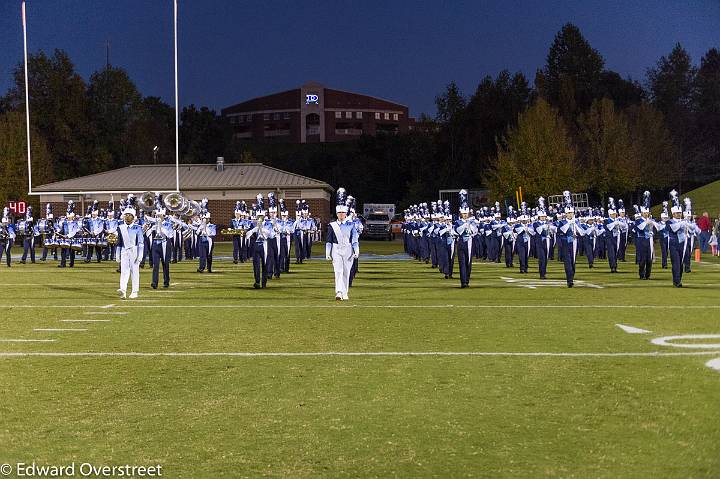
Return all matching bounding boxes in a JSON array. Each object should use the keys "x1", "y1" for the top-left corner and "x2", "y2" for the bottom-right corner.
[
  {"x1": 652, "y1": 179, "x2": 720, "y2": 218},
  {"x1": 1, "y1": 240, "x2": 719, "y2": 478}
]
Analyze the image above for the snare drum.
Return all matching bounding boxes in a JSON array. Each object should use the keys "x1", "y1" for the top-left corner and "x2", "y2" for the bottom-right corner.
[
  {"x1": 70, "y1": 238, "x2": 83, "y2": 251},
  {"x1": 17, "y1": 220, "x2": 30, "y2": 236}
]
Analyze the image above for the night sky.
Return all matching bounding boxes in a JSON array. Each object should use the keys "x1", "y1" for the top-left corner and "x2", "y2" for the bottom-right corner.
[{"x1": 0, "y1": 1, "x2": 718, "y2": 117}]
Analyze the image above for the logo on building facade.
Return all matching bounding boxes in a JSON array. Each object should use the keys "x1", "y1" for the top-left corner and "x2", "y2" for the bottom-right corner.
[{"x1": 305, "y1": 94, "x2": 319, "y2": 105}]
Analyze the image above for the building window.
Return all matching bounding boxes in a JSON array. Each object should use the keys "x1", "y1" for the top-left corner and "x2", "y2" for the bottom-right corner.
[
  {"x1": 375, "y1": 112, "x2": 381, "y2": 120},
  {"x1": 356, "y1": 111, "x2": 362, "y2": 119},
  {"x1": 283, "y1": 112, "x2": 290, "y2": 120},
  {"x1": 384, "y1": 113, "x2": 390, "y2": 120},
  {"x1": 345, "y1": 111, "x2": 352, "y2": 119},
  {"x1": 263, "y1": 113, "x2": 270, "y2": 121},
  {"x1": 272, "y1": 112, "x2": 280, "y2": 120},
  {"x1": 335, "y1": 111, "x2": 342, "y2": 119},
  {"x1": 393, "y1": 113, "x2": 399, "y2": 121},
  {"x1": 245, "y1": 115, "x2": 251, "y2": 122}
]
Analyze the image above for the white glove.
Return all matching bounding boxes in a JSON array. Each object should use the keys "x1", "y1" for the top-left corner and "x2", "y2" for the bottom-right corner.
[{"x1": 326, "y1": 255, "x2": 331, "y2": 261}]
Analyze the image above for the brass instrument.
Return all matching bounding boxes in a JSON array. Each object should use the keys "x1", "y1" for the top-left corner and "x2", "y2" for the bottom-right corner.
[
  {"x1": 221, "y1": 228, "x2": 246, "y2": 236},
  {"x1": 106, "y1": 232, "x2": 119, "y2": 245},
  {"x1": 139, "y1": 191, "x2": 158, "y2": 213}
]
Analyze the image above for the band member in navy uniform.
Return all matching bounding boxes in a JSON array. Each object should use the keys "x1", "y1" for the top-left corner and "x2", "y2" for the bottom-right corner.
[
  {"x1": 666, "y1": 190, "x2": 687, "y2": 287},
  {"x1": 453, "y1": 189, "x2": 477, "y2": 288},
  {"x1": 59, "y1": 201, "x2": 79, "y2": 268},
  {"x1": 0, "y1": 208, "x2": 15, "y2": 267},
  {"x1": 326, "y1": 187, "x2": 360, "y2": 300},
  {"x1": 347, "y1": 196, "x2": 363, "y2": 287},
  {"x1": 682, "y1": 198, "x2": 700, "y2": 274},
  {"x1": 278, "y1": 199, "x2": 293, "y2": 274},
  {"x1": 116, "y1": 205, "x2": 144, "y2": 299},
  {"x1": 40, "y1": 203, "x2": 57, "y2": 262},
  {"x1": 19, "y1": 205, "x2": 36, "y2": 263},
  {"x1": 86, "y1": 204, "x2": 104, "y2": 263},
  {"x1": 556, "y1": 191, "x2": 580, "y2": 287},
  {"x1": 266, "y1": 192, "x2": 281, "y2": 279},
  {"x1": 531, "y1": 199, "x2": 551, "y2": 279},
  {"x1": 657, "y1": 202, "x2": 670, "y2": 269},
  {"x1": 513, "y1": 203, "x2": 531, "y2": 274},
  {"x1": 604, "y1": 198, "x2": 621, "y2": 273},
  {"x1": 248, "y1": 194, "x2": 271, "y2": 288},
  {"x1": 147, "y1": 206, "x2": 174, "y2": 289},
  {"x1": 634, "y1": 192, "x2": 654, "y2": 280},
  {"x1": 196, "y1": 201, "x2": 216, "y2": 273},
  {"x1": 230, "y1": 201, "x2": 244, "y2": 264}
]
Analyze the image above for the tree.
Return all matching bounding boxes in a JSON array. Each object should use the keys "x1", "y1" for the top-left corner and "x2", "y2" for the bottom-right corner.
[
  {"x1": 0, "y1": 111, "x2": 53, "y2": 208},
  {"x1": 578, "y1": 98, "x2": 637, "y2": 200},
  {"x1": 597, "y1": 71, "x2": 645, "y2": 109},
  {"x1": 434, "y1": 81, "x2": 467, "y2": 184},
  {"x1": 124, "y1": 96, "x2": 175, "y2": 165},
  {"x1": 2, "y1": 49, "x2": 101, "y2": 179},
  {"x1": 463, "y1": 70, "x2": 532, "y2": 184},
  {"x1": 486, "y1": 98, "x2": 579, "y2": 200},
  {"x1": 692, "y1": 48, "x2": 720, "y2": 183},
  {"x1": 541, "y1": 23, "x2": 605, "y2": 116},
  {"x1": 625, "y1": 102, "x2": 679, "y2": 191},
  {"x1": 179, "y1": 105, "x2": 231, "y2": 163},
  {"x1": 87, "y1": 66, "x2": 143, "y2": 168}
]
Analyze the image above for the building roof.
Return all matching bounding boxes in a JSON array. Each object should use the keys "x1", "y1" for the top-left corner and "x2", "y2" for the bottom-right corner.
[{"x1": 34, "y1": 163, "x2": 333, "y2": 193}]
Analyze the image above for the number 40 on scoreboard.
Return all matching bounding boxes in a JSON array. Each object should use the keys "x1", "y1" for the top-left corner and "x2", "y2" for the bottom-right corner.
[{"x1": 7, "y1": 201, "x2": 27, "y2": 215}]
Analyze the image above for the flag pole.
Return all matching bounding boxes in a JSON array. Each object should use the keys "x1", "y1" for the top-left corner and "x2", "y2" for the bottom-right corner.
[{"x1": 22, "y1": 0, "x2": 33, "y2": 195}]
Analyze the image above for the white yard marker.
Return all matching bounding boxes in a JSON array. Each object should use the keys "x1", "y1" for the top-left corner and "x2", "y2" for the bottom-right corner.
[
  {"x1": 33, "y1": 328, "x2": 88, "y2": 332},
  {"x1": 706, "y1": 358, "x2": 720, "y2": 371},
  {"x1": 100, "y1": 304, "x2": 115, "y2": 309},
  {"x1": 616, "y1": 324, "x2": 652, "y2": 334},
  {"x1": 0, "y1": 339, "x2": 56, "y2": 343}
]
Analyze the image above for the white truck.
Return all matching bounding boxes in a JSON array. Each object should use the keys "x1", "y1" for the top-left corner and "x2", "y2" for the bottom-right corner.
[{"x1": 362, "y1": 203, "x2": 395, "y2": 240}]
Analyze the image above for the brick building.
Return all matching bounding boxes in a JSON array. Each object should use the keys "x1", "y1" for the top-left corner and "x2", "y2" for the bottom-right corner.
[
  {"x1": 33, "y1": 161, "x2": 334, "y2": 236},
  {"x1": 221, "y1": 81, "x2": 415, "y2": 143}
]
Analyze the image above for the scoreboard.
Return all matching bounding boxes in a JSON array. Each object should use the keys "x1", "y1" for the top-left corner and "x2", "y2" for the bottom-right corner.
[{"x1": 6, "y1": 200, "x2": 27, "y2": 216}]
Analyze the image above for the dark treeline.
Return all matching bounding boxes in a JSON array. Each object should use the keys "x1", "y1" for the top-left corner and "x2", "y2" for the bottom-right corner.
[{"x1": 1, "y1": 23, "x2": 718, "y2": 210}]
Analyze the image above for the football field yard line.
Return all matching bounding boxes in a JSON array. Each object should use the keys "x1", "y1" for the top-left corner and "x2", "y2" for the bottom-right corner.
[
  {"x1": 0, "y1": 339, "x2": 56, "y2": 343},
  {"x1": 33, "y1": 328, "x2": 88, "y2": 332},
  {"x1": 2, "y1": 304, "x2": 720, "y2": 309},
  {"x1": 1, "y1": 351, "x2": 719, "y2": 358}
]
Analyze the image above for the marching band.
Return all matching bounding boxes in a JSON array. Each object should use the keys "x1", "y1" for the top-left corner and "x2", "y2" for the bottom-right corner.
[
  {"x1": 402, "y1": 189, "x2": 702, "y2": 289},
  {"x1": 0, "y1": 186, "x2": 706, "y2": 295}
]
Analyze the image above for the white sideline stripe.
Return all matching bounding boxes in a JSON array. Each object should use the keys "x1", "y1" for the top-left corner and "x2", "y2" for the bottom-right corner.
[
  {"x1": 1, "y1": 304, "x2": 720, "y2": 309},
  {"x1": 83, "y1": 312, "x2": 127, "y2": 316},
  {"x1": 33, "y1": 328, "x2": 87, "y2": 332},
  {"x1": 0, "y1": 339, "x2": 56, "y2": 343},
  {"x1": 63, "y1": 319, "x2": 112, "y2": 322},
  {"x1": 616, "y1": 324, "x2": 651, "y2": 334},
  {"x1": 706, "y1": 358, "x2": 720, "y2": 371},
  {"x1": 1, "y1": 351, "x2": 719, "y2": 358}
]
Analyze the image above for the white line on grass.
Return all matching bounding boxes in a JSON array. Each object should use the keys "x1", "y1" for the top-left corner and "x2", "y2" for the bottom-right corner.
[
  {"x1": 0, "y1": 339, "x2": 56, "y2": 343},
  {"x1": 83, "y1": 312, "x2": 127, "y2": 316},
  {"x1": 62, "y1": 319, "x2": 112, "y2": 322},
  {"x1": 1, "y1": 351, "x2": 720, "y2": 358},
  {"x1": 33, "y1": 328, "x2": 88, "y2": 332},
  {"x1": 2, "y1": 304, "x2": 720, "y2": 309}
]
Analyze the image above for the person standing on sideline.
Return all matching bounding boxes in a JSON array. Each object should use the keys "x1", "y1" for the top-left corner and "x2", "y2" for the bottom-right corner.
[
  {"x1": 116, "y1": 205, "x2": 144, "y2": 299},
  {"x1": 326, "y1": 187, "x2": 359, "y2": 301},
  {"x1": 696, "y1": 211, "x2": 712, "y2": 254}
]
